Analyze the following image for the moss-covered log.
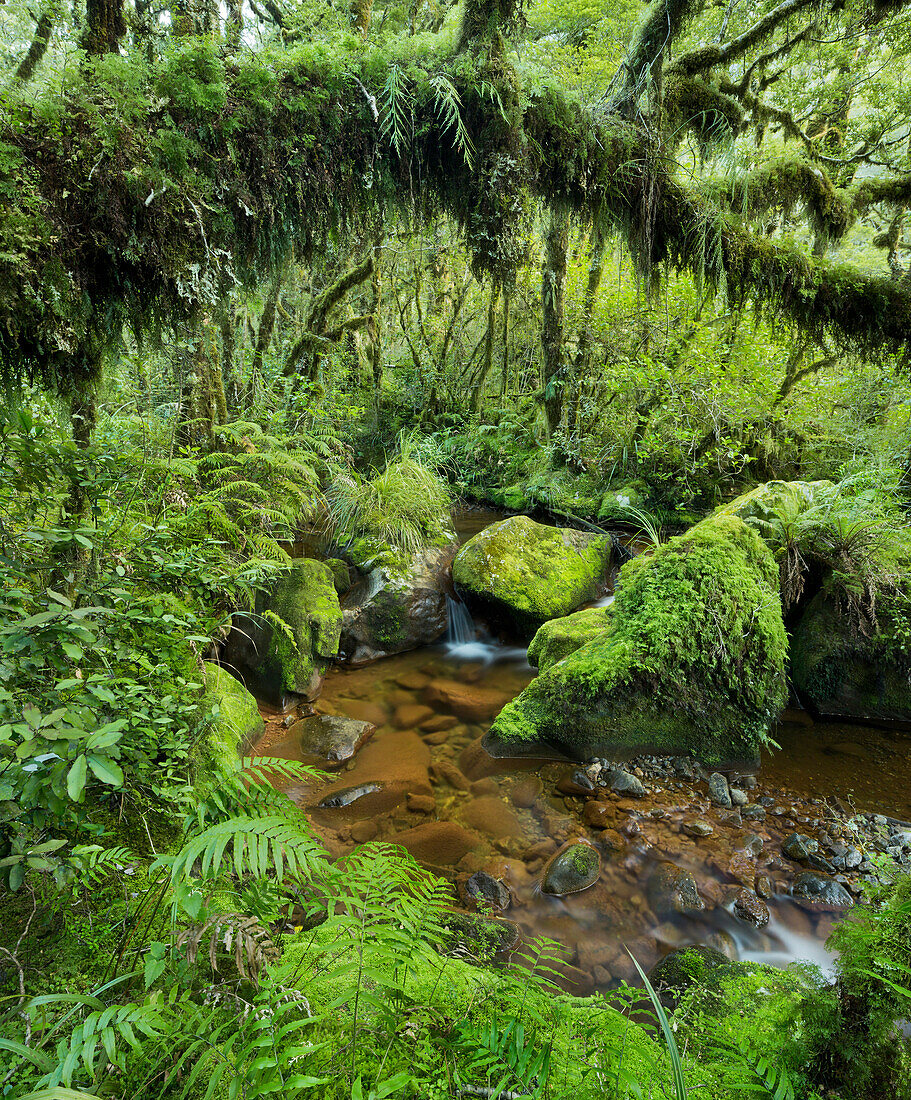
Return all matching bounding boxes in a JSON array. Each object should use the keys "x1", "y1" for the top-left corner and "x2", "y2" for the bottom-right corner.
[{"x1": 3, "y1": 35, "x2": 911, "y2": 398}]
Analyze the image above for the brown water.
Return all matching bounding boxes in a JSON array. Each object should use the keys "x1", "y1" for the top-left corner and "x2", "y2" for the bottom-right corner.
[{"x1": 254, "y1": 511, "x2": 911, "y2": 993}]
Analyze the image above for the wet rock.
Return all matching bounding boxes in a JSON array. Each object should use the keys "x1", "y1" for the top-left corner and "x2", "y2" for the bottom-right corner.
[
  {"x1": 350, "y1": 820, "x2": 378, "y2": 843},
  {"x1": 741, "y1": 804, "x2": 767, "y2": 822},
  {"x1": 420, "y1": 714, "x2": 458, "y2": 733},
  {"x1": 407, "y1": 793, "x2": 435, "y2": 814},
  {"x1": 464, "y1": 871, "x2": 512, "y2": 912},
  {"x1": 541, "y1": 840, "x2": 601, "y2": 896},
  {"x1": 740, "y1": 833, "x2": 764, "y2": 857},
  {"x1": 600, "y1": 828, "x2": 626, "y2": 853},
  {"x1": 718, "y1": 810, "x2": 742, "y2": 826},
  {"x1": 609, "y1": 769, "x2": 646, "y2": 798},
  {"x1": 754, "y1": 873, "x2": 774, "y2": 899},
  {"x1": 431, "y1": 760, "x2": 471, "y2": 791},
  {"x1": 647, "y1": 862, "x2": 705, "y2": 914},
  {"x1": 394, "y1": 822, "x2": 483, "y2": 865},
  {"x1": 312, "y1": 730, "x2": 431, "y2": 819},
  {"x1": 439, "y1": 911, "x2": 520, "y2": 958},
  {"x1": 510, "y1": 777, "x2": 543, "y2": 808},
  {"x1": 470, "y1": 778, "x2": 499, "y2": 797},
  {"x1": 460, "y1": 797, "x2": 524, "y2": 840},
  {"x1": 396, "y1": 670, "x2": 432, "y2": 691},
  {"x1": 342, "y1": 700, "x2": 389, "y2": 728},
  {"x1": 729, "y1": 788, "x2": 748, "y2": 807},
  {"x1": 733, "y1": 888, "x2": 770, "y2": 928},
  {"x1": 286, "y1": 714, "x2": 375, "y2": 768},
  {"x1": 557, "y1": 768, "x2": 596, "y2": 796},
  {"x1": 792, "y1": 871, "x2": 854, "y2": 907},
  {"x1": 706, "y1": 929, "x2": 739, "y2": 960},
  {"x1": 424, "y1": 679, "x2": 513, "y2": 722},
  {"x1": 782, "y1": 832, "x2": 832, "y2": 869},
  {"x1": 339, "y1": 541, "x2": 454, "y2": 665},
  {"x1": 583, "y1": 801, "x2": 614, "y2": 829},
  {"x1": 709, "y1": 773, "x2": 732, "y2": 808},
  {"x1": 682, "y1": 820, "x2": 713, "y2": 838}
]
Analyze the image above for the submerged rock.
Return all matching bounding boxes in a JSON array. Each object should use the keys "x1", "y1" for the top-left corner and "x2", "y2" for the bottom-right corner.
[
  {"x1": 221, "y1": 559, "x2": 342, "y2": 705},
  {"x1": 453, "y1": 515, "x2": 611, "y2": 635},
  {"x1": 541, "y1": 839, "x2": 601, "y2": 896},
  {"x1": 647, "y1": 862, "x2": 705, "y2": 915},
  {"x1": 485, "y1": 515, "x2": 787, "y2": 765}
]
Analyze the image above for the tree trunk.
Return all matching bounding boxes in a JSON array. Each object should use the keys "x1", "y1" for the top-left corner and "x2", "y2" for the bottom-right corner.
[
  {"x1": 567, "y1": 225, "x2": 605, "y2": 442},
  {"x1": 541, "y1": 206, "x2": 569, "y2": 439},
  {"x1": 81, "y1": 0, "x2": 126, "y2": 55},
  {"x1": 249, "y1": 270, "x2": 284, "y2": 404},
  {"x1": 469, "y1": 283, "x2": 499, "y2": 415},
  {"x1": 15, "y1": 8, "x2": 55, "y2": 83},
  {"x1": 219, "y1": 309, "x2": 240, "y2": 415}
]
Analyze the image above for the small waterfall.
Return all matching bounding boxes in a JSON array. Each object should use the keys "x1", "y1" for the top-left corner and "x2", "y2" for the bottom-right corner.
[{"x1": 446, "y1": 595, "x2": 476, "y2": 645}]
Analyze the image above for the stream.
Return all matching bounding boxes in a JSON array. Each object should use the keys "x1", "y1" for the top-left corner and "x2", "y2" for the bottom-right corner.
[{"x1": 255, "y1": 510, "x2": 911, "y2": 994}]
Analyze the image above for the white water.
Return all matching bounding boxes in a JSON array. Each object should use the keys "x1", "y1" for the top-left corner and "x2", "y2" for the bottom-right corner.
[
  {"x1": 446, "y1": 595, "x2": 476, "y2": 645},
  {"x1": 592, "y1": 592, "x2": 616, "y2": 609},
  {"x1": 443, "y1": 595, "x2": 531, "y2": 666}
]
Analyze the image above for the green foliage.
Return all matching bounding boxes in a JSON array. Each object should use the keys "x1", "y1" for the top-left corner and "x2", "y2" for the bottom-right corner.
[{"x1": 327, "y1": 451, "x2": 452, "y2": 555}]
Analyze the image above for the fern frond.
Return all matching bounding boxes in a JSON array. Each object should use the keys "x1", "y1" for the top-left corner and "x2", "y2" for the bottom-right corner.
[
  {"x1": 380, "y1": 64, "x2": 414, "y2": 160},
  {"x1": 430, "y1": 73, "x2": 474, "y2": 170}
]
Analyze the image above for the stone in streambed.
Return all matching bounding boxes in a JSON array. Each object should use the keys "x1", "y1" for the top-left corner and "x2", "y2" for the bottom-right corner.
[
  {"x1": 284, "y1": 714, "x2": 375, "y2": 768},
  {"x1": 708, "y1": 772, "x2": 732, "y2": 807},
  {"x1": 792, "y1": 872, "x2": 853, "y2": 907},
  {"x1": 485, "y1": 515, "x2": 787, "y2": 766},
  {"x1": 343, "y1": 699, "x2": 389, "y2": 727},
  {"x1": 420, "y1": 714, "x2": 458, "y2": 733},
  {"x1": 647, "y1": 862, "x2": 705, "y2": 914},
  {"x1": 682, "y1": 820, "x2": 714, "y2": 838},
  {"x1": 460, "y1": 797, "x2": 524, "y2": 840},
  {"x1": 423, "y1": 679, "x2": 513, "y2": 722},
  {"x1": 541, "y1": 839, "x2": 601, "y2": 896},
  {"x1": 394, "y1": 703, "x2": 435, "y2": 729},
  {"x1": 510, "y1": 777, "x2": 543, "y2": 808},
  {"x1": 648, "y1": 945, "x2": 730, "y2": 1003},
  {"x1": 311, "y1": 729, "x2": 430, "y2": 820},
  {"x1": 609, "y1": 769, "x2": 645, "y2": 797},
  {"x1": 452, "y1": 515, "x2": 612, "y2": 635},
  {"x1": 394, "y1": 821, "x2": 483, "y2": 865},
  {"x1": 732, "y1": 888, "x2": 770, "y2": 928},
  {"x1": 464, "y1": 870, "x2": 512, "y2": 912},
  {"x1": 583, "y1": 801, "x2": 614, "y2": 828}
]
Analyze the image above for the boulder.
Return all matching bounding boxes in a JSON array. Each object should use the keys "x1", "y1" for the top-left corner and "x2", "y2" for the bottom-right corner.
[
  {"x1": 485, "y1": 515, "x2": 787, "y2": 765},
  {"x1": 221, "y1": 559, "x2": 342, "y2": 706},
  {"x1": 648, "y1": 945, "x2": 730, "y2": 1002},
  {"x1": 541, "y1": 840, "x2": 601, "y2": 896},
  {"x1": 453, "y1": 516, "x2": 612, "y2": 635},
  {"x1": 792, "y1": 586, "x2": 911, "y2": 721},
  {"x1": 528, "y1": 607, "x2": 613, "y2": 671},
  {"x1": 792, "y1": 871, "x2": 853, "y2": 907},
  {"x1": 714, "y1": 479, "x2": 833, "y2": 543},
  {"x1": 339, "y1": 539, "x2": 456, "y2": 665},
  {"x1": 201, "y1": 663, "x2": 264, "y2": 772}
]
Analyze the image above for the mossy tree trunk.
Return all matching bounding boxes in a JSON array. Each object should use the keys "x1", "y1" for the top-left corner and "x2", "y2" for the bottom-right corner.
[
  {"x1": 541, "y1": 206, "x2": 569, "y2": 441},
  {"x1": 566, "y1": 225, "x2": 605, "y2": 446},
  {"x1": 81, "y1": 0, "x2": 126, "y2": 55},
  {"x1": 469, "y1": 282, "x2": 499, "y2": 415},
  {"x1": 15, "y1": 7, "x2": 55, "y2": 82}
]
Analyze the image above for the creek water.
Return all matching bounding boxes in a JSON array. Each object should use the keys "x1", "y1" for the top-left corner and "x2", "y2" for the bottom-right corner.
[{"x1": 255, "y1": 510, "x2": 911, "y2": 994}]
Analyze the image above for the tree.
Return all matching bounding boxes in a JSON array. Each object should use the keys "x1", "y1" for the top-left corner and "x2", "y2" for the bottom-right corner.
[{"x1": 2, "y1": 0, "x2": 911, "y2": 417}]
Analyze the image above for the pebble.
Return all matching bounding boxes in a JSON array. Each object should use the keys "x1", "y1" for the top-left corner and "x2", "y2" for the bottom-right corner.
[{"x1": 682, "y1": 820, "x2": 714, "y2": 838}]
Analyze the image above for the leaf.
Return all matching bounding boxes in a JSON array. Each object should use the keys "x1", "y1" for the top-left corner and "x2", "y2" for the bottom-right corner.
[
  {"x1": 0, "y1": 1038, "x2": 55, "y2": 1071},
  {"x1": 87, "y1": 754, "x2": 124, "y2": 787},
  {"x1": 67, "y1": 755, "x2": 88, "y2": 801}
]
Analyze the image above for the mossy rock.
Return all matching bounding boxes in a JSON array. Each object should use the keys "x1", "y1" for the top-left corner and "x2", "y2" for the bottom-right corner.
[
  {"x1": 598, "y1": 481, "x2": 647, "y2": 523},
  {"x1": 485, "y1": 514, "x2": 787, "y2": 765},
  {"x1": 222, "y1": 559, "x2": 342, "y2": 705},
  {"x1": 201, "y1": 662, "x2": 265, "y2": 772},
  {"x1": 323, "y1": 557, "x2": 352, "y2": 594},
  {"x1": 791, "y1": 585, "x2": 911, "y2": 720},
  {"x1": 452, "y1": 515, "x2": 612, "y2": 635},
  {"x1": 339, "y1": 541, "x2": 456, "y2": 665},
  {"x1": 528, "y1": 606, "x2": 614, "y2": 671},
  {"x1": 714, "y1": 479, "x2": 833, "y2": 543},
  {"x1": 648, "y1": 945, "x2": 730, "y2": 999}
]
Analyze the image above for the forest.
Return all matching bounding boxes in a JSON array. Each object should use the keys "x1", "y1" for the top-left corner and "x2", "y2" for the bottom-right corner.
[{"x1": 2, "y1": 0, "x2": 911, "y2": 1095}]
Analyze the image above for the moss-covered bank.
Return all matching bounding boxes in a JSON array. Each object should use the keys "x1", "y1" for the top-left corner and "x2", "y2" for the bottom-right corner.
[{"x1": 485, "y1": 514, "x2": 787, "y2": 764}]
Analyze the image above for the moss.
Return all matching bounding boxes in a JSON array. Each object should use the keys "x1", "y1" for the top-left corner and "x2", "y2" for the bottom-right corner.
[
  {"x1": 527, "y1": 606, "x2": 613, "y2": 670},
  {"x1": 201, "y1": 662, "x2": 265, "y2": 770},
  {"x1": 791, "y1": 584, "x2": 911, "y2": 720},
  {"x1": 258, "y1": 559, "x2": 342, "y2": 702},
  {"x1": 452, "y1": 515, "x2": 612, "y2": 633},
  {"x1": 486, "y1": 514, "x2": 788, "y2": 764}
]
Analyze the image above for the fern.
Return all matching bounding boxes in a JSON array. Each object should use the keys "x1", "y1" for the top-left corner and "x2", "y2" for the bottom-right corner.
[
  {"x1": 379, "y1": 64, "x2": 413, "y2": 160},
  {"x1": 430, "y1": 73, "x2": 474, "y2": 169},
  {"x1": 175, "y1": 913, "x2": 279, "y2": 986}
]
